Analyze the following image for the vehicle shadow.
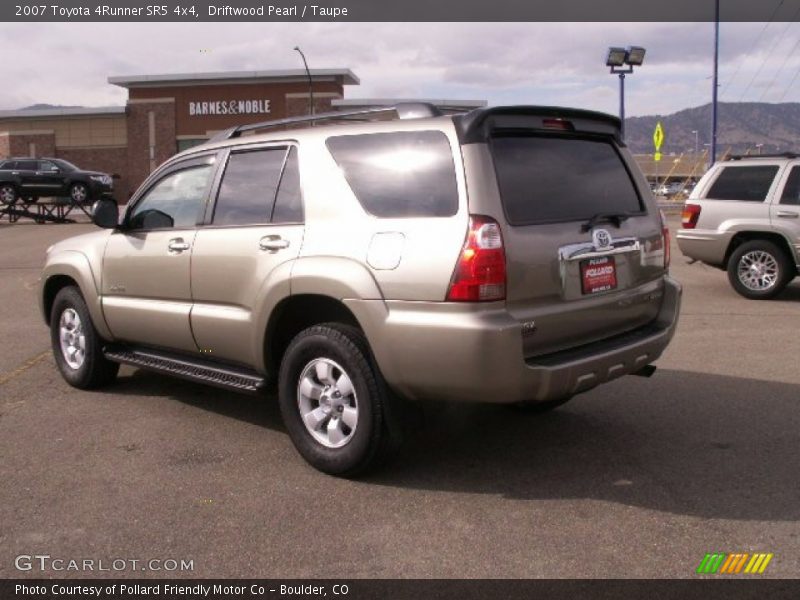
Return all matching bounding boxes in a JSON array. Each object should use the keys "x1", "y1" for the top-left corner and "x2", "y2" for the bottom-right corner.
[{"x1": 110, "y1": 367, "x2": 799, "y2": 522}]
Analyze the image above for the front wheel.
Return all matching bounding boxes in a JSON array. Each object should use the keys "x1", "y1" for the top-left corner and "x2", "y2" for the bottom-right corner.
[
  {"x1": 727, "y1": 240, "x2": 793, "y2": 300},
  {"x1": 278, "y1": 323, "x2": 403, "y2": 476},
  {"x1": 50, "y1": 286, "x2": 119, "y2": 389},
  {"x1": 69, "y1": 182, "x2": 89, "y2": 204}
]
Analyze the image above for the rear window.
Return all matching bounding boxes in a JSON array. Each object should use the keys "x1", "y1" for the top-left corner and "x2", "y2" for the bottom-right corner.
[
  {"x1": 705, "y1": 165, "x2": 779, "y2": 202},
  {"x1": 326, "y1": 131, "x2": 458, "y2": 218},
  {"x1": 490, "y1": 135, "x2": 642, "y2": 225}
]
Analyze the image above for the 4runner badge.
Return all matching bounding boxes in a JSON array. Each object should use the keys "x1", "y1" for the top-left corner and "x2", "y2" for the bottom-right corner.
[{"x1": 592, "y1": 229, "x2": 612, "y2": 250}]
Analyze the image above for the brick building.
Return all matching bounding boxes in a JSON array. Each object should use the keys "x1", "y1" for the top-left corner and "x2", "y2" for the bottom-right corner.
[{"x1": 0, "y1": 69, "x2": 359, "y2": 200}]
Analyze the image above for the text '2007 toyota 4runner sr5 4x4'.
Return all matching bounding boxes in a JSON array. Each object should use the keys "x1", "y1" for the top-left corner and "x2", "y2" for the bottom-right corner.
[{"x1": 40, "y1": 103, "x2": 681, "y2": 475}]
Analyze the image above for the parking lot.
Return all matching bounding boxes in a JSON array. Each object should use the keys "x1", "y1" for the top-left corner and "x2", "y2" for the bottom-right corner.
[{"x1": 0, "y1": 217, "x2": 798, "y2": 579}]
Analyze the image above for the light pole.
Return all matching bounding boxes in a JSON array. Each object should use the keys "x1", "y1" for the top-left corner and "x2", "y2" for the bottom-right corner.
[
  {"x1": 606, "y1": 46, "x2": 646, "y2": 140},
  {"x1": 293, "y1": 46, "x2": 314, "y2": 118},
  {"x1": 711, "y1": 0, "x2": 720, "y2": 164}
]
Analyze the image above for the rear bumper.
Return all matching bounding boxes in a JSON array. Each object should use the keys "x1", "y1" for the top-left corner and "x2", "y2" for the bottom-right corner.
[
  {"x1": 676, "y1": 229, "x2": 731, "y2": 266},
  {"x1": 347, "y1": 276, "x2": 682, "y2": 404}
]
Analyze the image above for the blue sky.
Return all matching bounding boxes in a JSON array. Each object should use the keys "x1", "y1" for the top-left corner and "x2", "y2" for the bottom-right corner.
[{"x1": 1, "y1": 22, "x2": 799, "y2": 117}]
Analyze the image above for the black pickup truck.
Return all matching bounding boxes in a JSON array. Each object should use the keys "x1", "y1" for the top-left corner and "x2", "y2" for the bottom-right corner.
[{"x1": 0, "y1": 157, "x2": 114, "y2": 205}]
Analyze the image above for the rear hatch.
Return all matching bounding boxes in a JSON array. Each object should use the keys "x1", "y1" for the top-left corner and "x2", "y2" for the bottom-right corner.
[{"x1": 458, "y1": 108, "x2": 668, "y2": 358}]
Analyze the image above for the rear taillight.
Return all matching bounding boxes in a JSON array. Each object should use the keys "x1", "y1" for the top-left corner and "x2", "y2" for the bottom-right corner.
[
  {"x1": 446, "y1": 215, "x2": 506, "y2": 302},
  {"x1": 681, "y1": 203, "x2": 701, "y2": 229},
  {"x1": 661, "y1": 209, "x2": 671, "y2": 269}
]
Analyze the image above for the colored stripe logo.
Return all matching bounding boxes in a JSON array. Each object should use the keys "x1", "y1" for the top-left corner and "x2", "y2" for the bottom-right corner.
[{"x1": 696, "y1": 552, "x2": 773, "y2": 574}]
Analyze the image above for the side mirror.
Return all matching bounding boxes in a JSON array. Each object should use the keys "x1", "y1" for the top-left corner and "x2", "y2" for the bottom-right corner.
[{"x1": 91, "y1": 198, "x2": 119, "y2": 229}]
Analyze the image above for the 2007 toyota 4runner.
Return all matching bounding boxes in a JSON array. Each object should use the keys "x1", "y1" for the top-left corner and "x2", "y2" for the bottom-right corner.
[{"x1": 40, "y1": 104, "x2": 681, "y2": 475}]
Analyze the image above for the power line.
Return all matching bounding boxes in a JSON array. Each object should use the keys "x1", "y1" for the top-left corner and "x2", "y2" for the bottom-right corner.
[
  {"x1": 759, "y1": 25, "x2": 800, "y2": 101},
  {"x1": 738, "y1": 2, "x2": 800, "y2": 102},
  {"x1": 720, "y1": 0, "x2": 785, "y2": 98}
]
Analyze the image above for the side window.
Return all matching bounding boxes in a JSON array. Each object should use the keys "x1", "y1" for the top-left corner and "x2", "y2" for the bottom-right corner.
[
  {"x1": 213, "y1": 148, "x2": 286, "y2": 226},
  {"x1": 705, "y1": 166, "x2": 779, "y2": 202},
  {"x1": 272, "y1": 147, "x2": 303, "y2": 223},
  {"x1": 38, "y1": 160, "x2": 59, "y2": 172},
  {"x1": 780, "y1": 166, "x2": 800, "y2": 205},
  {"x1": 0, "y1": 161, "x2": 15, "y2": 170},
  {"x1": 129, "y1": 165, "x2": 213, "y2": 230},
  {"x1": 326, "y1": 130, "x2": 459, "y2": 218},
  {"x1": 17, "y1": 160, "x2": 38, "y2": 171}
]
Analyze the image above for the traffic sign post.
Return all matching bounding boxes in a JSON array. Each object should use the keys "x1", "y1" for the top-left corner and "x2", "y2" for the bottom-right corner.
[{"x1": 653, "y1": 121, "x2": 664, "y2": 193}]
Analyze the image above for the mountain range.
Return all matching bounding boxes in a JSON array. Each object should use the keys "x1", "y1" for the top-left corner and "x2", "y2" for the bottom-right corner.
[{"x1": 624, "y1": 102, "x2": 800, "y2": 157}]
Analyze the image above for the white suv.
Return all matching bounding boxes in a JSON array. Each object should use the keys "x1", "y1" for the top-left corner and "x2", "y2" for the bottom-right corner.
[{"x1": 677, "y1": 153, "x2": 800, "y2": 299}]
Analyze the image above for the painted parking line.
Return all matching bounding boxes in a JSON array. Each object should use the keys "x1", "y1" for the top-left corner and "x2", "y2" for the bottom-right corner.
[{"x1": 0, "y1": 350, "x2": 50, "y2": 387}]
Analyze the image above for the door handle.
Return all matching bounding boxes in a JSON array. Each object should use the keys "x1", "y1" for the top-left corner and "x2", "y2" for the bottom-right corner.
[
  {"x1": 168, "y1": 239, "x2": 191, "y2": 252},
  {"x1": 776, "y1": 210, "x2": 799, "y2": 219},
  {"x1": 259, "y1": 236, "x2": 290, "y2": 252}
]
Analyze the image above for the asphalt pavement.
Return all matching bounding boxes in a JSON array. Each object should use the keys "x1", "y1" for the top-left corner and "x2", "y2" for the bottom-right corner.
[{"x1": 0, "y1": 217, "x2": 798, "y2": 579}]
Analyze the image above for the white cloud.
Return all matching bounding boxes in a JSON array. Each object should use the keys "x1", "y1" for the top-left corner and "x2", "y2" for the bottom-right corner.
[{"x1": 0, "y1": 22, "x2": 798, "y2": 116}]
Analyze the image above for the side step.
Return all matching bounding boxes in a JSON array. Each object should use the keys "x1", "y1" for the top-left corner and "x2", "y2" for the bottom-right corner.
[{"x1": 104, "y1": 347, "x2": 267, "y2": 394}]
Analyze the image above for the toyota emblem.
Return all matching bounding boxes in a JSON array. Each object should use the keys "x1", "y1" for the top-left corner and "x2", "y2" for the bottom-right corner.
[{"x1": 592, "y1": 229, "x2": 612, "y2": 250}]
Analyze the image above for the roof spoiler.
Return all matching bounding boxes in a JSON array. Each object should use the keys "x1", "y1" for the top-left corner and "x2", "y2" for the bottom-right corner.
[{"x1": 454, "y1": 106, "x2": 623, "y2": 145}]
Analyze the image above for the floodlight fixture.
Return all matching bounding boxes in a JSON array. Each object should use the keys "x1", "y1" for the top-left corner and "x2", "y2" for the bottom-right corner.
[
  {"x1": 605, "y1": 47, "x2": 627, "y2": 67},
  {"x1": 625, "y1": 46, "x2": 646, "y2": 66}
]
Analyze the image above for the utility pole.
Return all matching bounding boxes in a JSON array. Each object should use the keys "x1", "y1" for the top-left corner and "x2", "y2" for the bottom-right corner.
[{"x1": 711, "y1": 0, "x2": 720, "y2": 164}]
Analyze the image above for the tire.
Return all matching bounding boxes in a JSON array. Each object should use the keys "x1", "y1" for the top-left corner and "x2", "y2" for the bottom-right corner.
[
  {"x1": 510, "y1": 396, "x2": 573, "y2": 414},
  {"x1": 69, "y1": 182, "x2": 89, "y2": 205},
  {"x1": 278, "y1": 323, "x2": 403, "y2": 476},
  {"x1": 50, "y1": 286, "x2": 119, "y2": 389},
  {"x1": 727, "y1": 240, "x2": 793, "y2": 300},
  {"x1": 0, "y1": 183, "x2": 17, "y2": 205}
]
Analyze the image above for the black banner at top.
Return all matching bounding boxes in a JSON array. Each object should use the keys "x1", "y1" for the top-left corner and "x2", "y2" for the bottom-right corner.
[{"x1": 3, "y1": 0, "x2": 800, "y2": 22}]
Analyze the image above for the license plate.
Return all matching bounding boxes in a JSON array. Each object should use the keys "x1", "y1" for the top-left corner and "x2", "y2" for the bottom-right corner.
[{"x1": 580, "y1": 256, "x2": 617, "y2": 295}]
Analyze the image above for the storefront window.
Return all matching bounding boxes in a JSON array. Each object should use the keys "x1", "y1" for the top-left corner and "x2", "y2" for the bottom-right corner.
[{"x1": 177, "y1": 138, "x2": 207, "y2": 153}]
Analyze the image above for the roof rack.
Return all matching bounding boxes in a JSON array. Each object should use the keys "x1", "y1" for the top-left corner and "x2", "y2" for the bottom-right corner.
[
  {"x1": 207, "y1": 102, "x2": 443, "y2": 144},
  {"x1": 727, "y1": 152, "x2": 798, "y2": 160}
]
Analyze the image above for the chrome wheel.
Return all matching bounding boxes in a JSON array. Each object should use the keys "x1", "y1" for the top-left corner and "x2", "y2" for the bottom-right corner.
[
  {"x1": 59, "y1": 308, "x2": 86, "y2": 370},
  {"x1": 737, "y1": 250, "x2": 779, "y2": 292},
  {"x1": 297, "y1": 358, "x2": 358, "y2": 449},
  {"x1": 70, "y1": 184, "x2": 88, "y2": 203},
  {"x1": 0, "y1": 184, "x2": 16, "y2": 204}
]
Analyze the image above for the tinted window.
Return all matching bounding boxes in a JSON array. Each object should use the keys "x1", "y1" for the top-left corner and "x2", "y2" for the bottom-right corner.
[
  {"x1": 38, "y1": 160, "x2": 59, "y2": 172},
  {"x1": 129, "y1": 165, "x2": 213, "y2": 230},
  {"x1": 213, "y1": 148, "x2": 286, "y2": 226},
  {"x1": 705, "y1": 166, "x2": 778, "y2": 201},
  {"x1": 0, "y1": 161, "x2": 15, "y2": 170},
  {"x1": 17, "y1": 160, "x2": 37, "y2": 170},
  {"x1": 490, "y1": 135, "x2": 642, "y2": 225},
  {"x1": 326, "y1": 131, "x2": 458, "y2": 218},
  {"x1": 272, "y1": 147, "x2": 303, "y2": 223},
  {"x1": 780, "y1": 166, "x2": 800, "y2": 205}
]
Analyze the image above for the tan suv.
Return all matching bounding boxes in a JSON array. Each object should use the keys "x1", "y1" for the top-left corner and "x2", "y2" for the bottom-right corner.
[
  {"x1": 40, "y1": 103, "x2": 681, "y2": 475},
  {"x1": 677, "y1": 153, "x2": 800, "y2": 299}
]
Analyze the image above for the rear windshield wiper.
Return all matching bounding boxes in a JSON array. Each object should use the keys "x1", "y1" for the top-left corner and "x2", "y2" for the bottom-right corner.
[{"x1": 580, "y1": 212, "x2": 630, "y2": 232}]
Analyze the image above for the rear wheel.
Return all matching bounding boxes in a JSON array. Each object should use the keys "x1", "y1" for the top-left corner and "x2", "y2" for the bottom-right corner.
[
  {"x1": 0, "y1": 183, "x2": 17, "y2": 205},
  {"x1": 50, "y1": 286, "x2": 119, "y2": 389},
  {"x1": 727, "y1": 240, "x2": 793, "y2": 300},
  {"x1": 278, "y1": 323, "x2": 403, "y2": 476},
  {"x1": 511, "y1": 396, "x2": 573, "y2": 414}
]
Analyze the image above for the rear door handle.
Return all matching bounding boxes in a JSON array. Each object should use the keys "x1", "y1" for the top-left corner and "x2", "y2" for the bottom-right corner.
[
  {"x1": 259, "y1": 236, "x2": 290, "y2": 251},
  {"x1": 776, "y1": 210, "x2": 799, "y2": 219},
  {"x1": 168, "y1": 239, "x2": 191, "y2": 252}
]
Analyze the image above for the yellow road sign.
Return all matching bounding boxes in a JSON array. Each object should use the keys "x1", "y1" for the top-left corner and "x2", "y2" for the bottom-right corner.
[{"x1": 653, "y1": 122, "x2": 664, "y2": 151}]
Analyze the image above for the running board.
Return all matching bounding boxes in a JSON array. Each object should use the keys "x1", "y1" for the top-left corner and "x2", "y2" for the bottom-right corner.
[{"x1": 103, "y1": 347, "x2": 266, "y2": 394}]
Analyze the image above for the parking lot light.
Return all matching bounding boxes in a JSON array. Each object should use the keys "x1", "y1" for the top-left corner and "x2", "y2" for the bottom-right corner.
[{"x1": 606, "y1": 46, "x2": 646, "y2": 140}]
